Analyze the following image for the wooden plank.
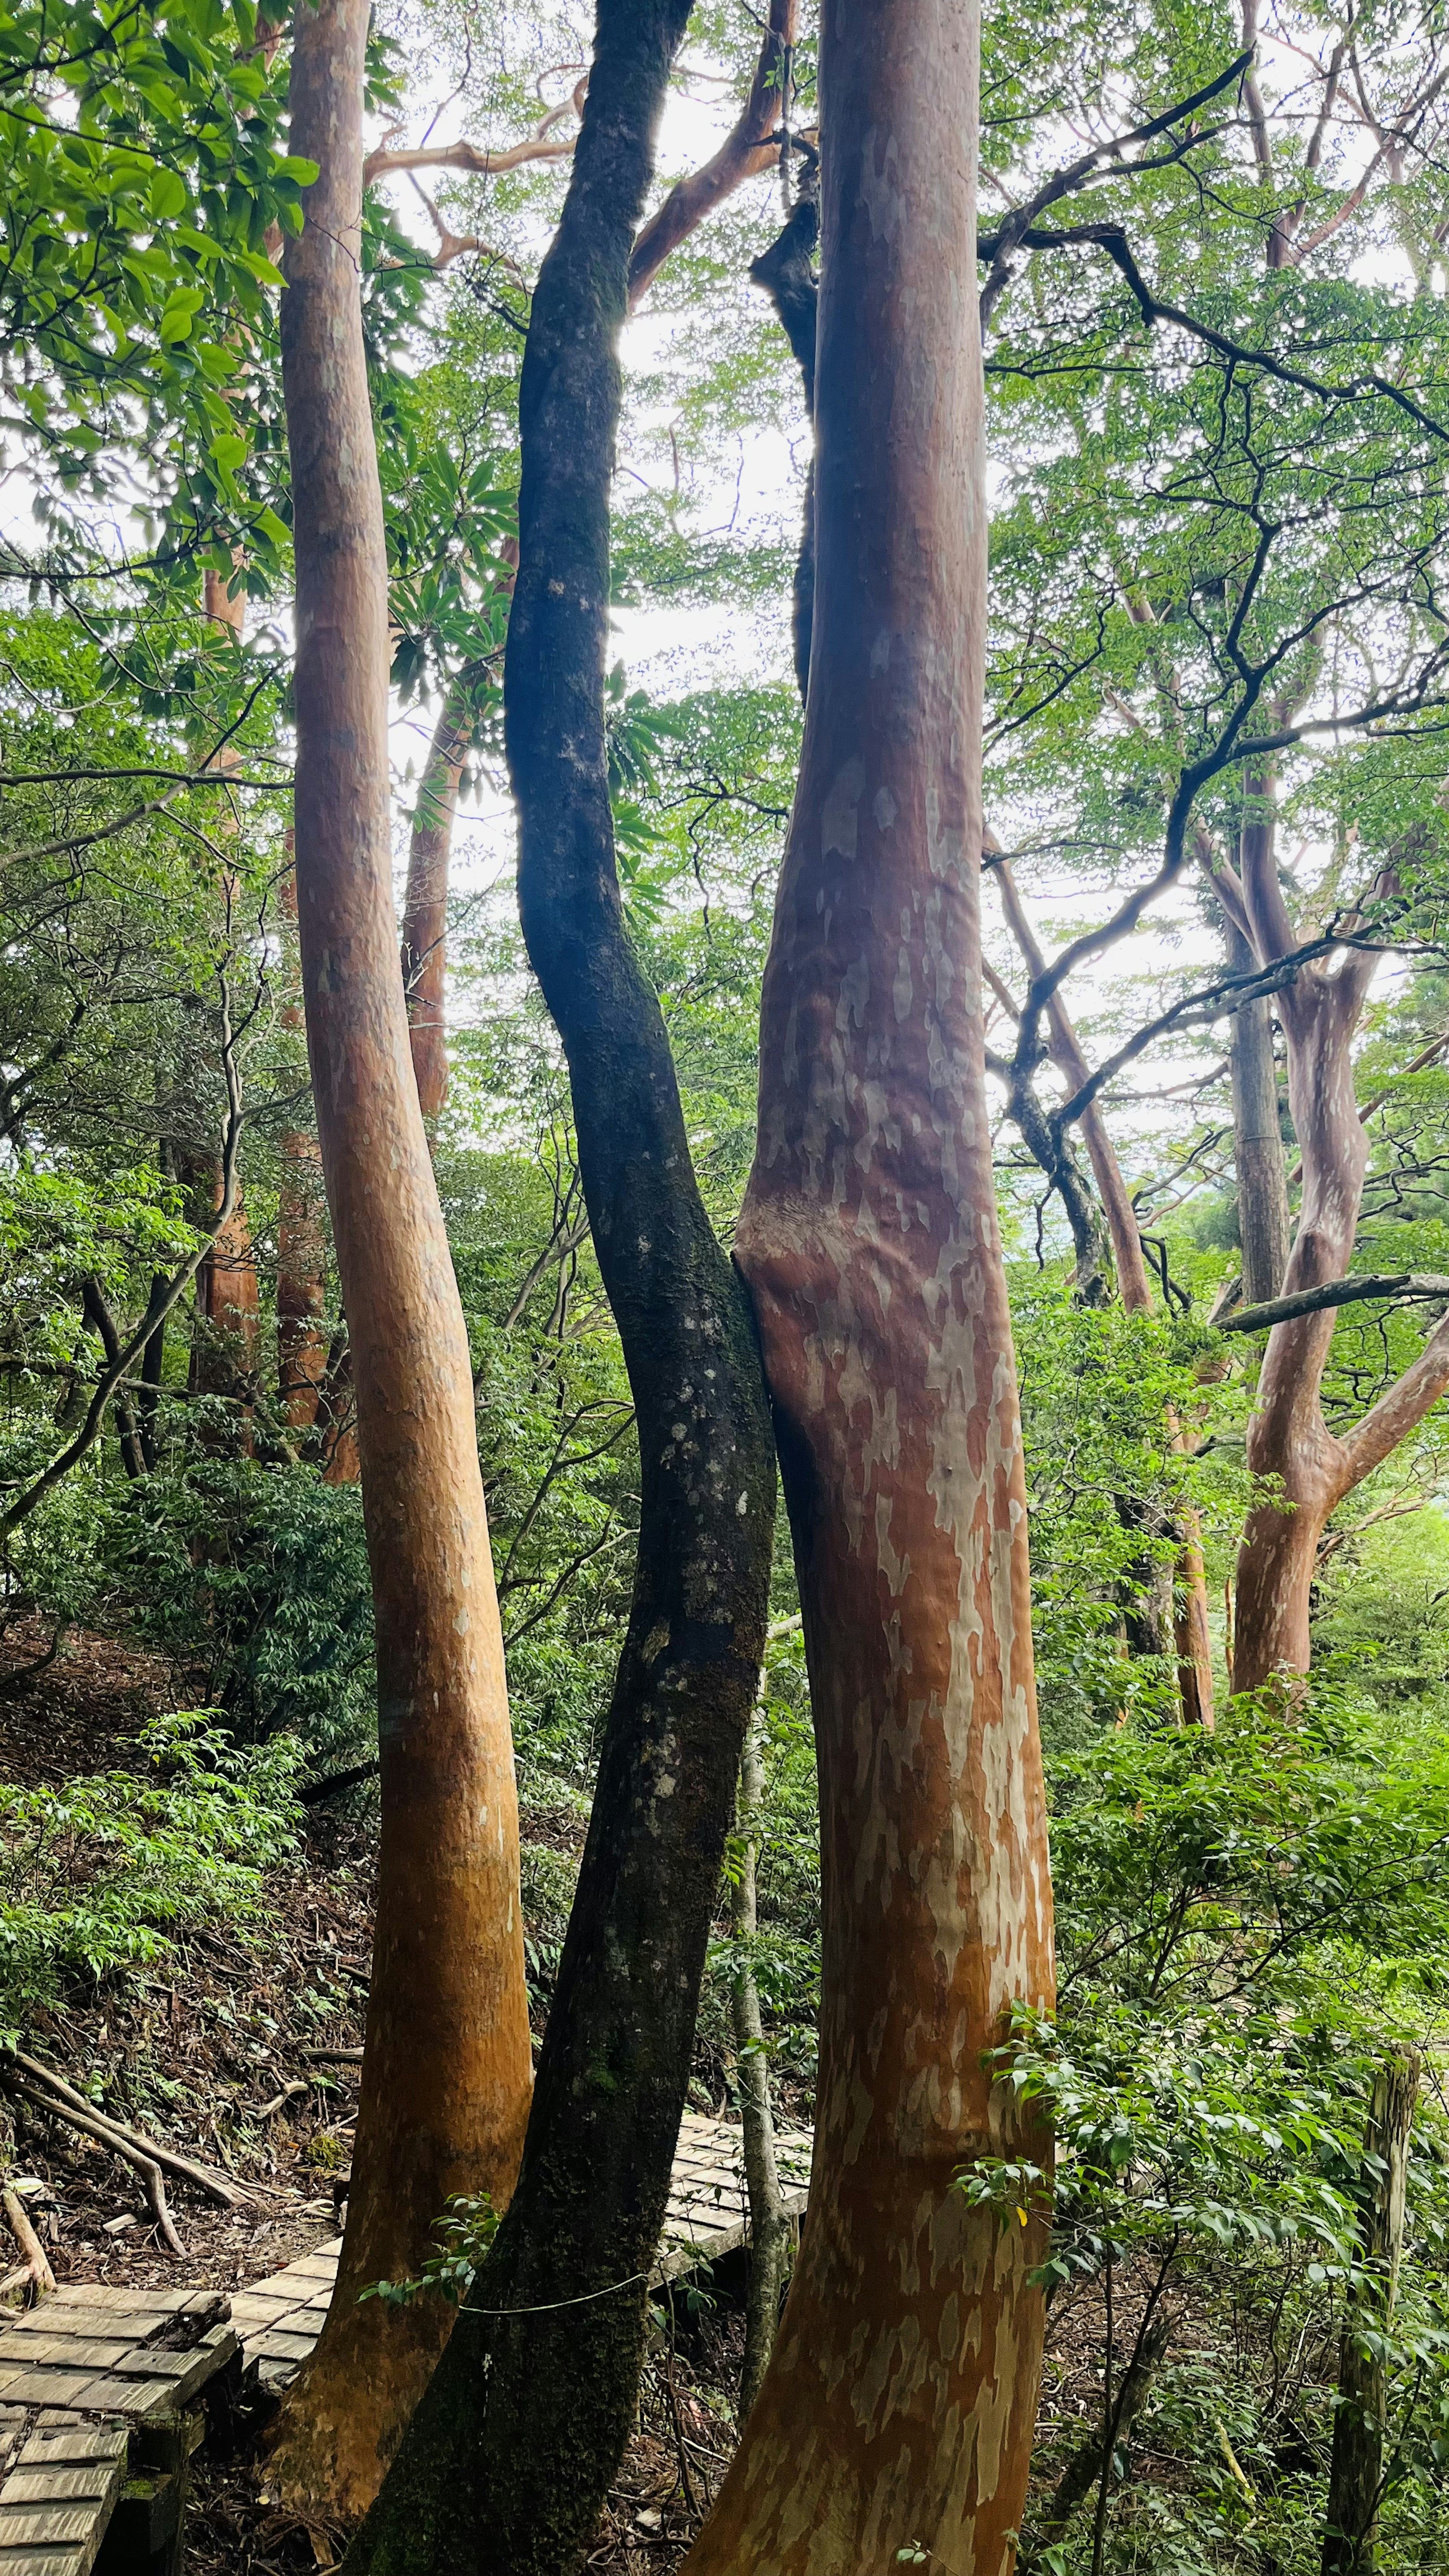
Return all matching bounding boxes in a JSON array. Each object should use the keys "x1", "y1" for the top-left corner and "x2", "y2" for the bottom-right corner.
[
  {"x1": 20, "y1": 2431, "x2": 126, "y2": 2470},
  {"x1": 0, "y1": 2422, "x2": 127, "y2": 2576},
  {"x1": 0, "y1": 2342, "x2": 135, "y2": 2376},
  {"x1": 0, "y1": 2510, "x2": 111, "y2": 2547},
  {"x1": 44, "y1": 2289, "x2": 189, "y2": 2315},
  {"x1": 0, "y1": 2476, "x2": 117, "y2": 2509}
]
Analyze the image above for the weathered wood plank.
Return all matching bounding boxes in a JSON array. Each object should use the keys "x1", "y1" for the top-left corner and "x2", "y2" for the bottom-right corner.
[
  {"x1": 0, "y1": 2475, "x2": 117, "y2": 2509},
  {"x1": 0, "y1": 2509, "x2": 111, "y2": 2547},
  {"x1": 18, "y1": 2431, "x2": 126, "y2": 2471}
]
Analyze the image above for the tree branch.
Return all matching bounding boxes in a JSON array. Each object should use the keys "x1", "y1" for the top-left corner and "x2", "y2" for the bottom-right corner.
[
  {"x1": 628, "y1": 0, "x2": 798, "y2": 309},
  {"x1": 1220, "y1": 1273, "x2": 1449, "y2": 1333}
]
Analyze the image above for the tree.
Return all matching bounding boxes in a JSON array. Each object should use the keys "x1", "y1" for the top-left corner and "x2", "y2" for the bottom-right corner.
[
  {"x1": 1224, "y1": 807, "x2": 1449, "y2": 1692},
  {"x1": 686, "y1": 0, "x2": 1055, "y2": 2560},
  {"x1": 265, "y1": 0, "x2": 533, "y2": 2510}
]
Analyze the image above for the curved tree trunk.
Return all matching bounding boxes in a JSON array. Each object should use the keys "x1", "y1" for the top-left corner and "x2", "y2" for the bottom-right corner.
[
  {"x1": 688, "y1": 3, "x2": 1055, "y2": 2564},
  {"x1": 268, "y1": 0, "x2": 533, "y2": 2511},
  {"x1": 343, "y1": 5, "x2": 775, "y2": 2568}
]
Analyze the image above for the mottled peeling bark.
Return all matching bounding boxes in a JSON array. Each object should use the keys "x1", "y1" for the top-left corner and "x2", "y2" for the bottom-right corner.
[
  {"x1": 268, "y1": 0, "x2": 532, "y2": 2513},
  {"x1": 689, "y1": 2, "x2": 1056, "y2": 2565}
]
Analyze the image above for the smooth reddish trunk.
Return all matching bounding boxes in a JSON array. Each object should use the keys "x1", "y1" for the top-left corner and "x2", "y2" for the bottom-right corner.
[
  {"x1": 268, "y1": 0, "x2": 532, "y2": 2511},
  {"x1": 691, "y1": 4, "x2": 1055, "y2": 2564}
]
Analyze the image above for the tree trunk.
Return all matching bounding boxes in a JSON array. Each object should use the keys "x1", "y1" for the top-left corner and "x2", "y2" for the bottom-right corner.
[
  {"x1": 1322, "y1": 2052, "x2": 1420, "y2": 2576},
  {"x1": 400, "y1": 663, "x2": 489, "y2": 1124},
  {"x1": 267, "y1": 0, "x2": 533, "y2": 2513},
  {"x1": 277, "y1": 854, "x2": 330, "y2": 1432},
  {"x1": 1026, "y1": 2305, "x2": 1174, "y2": 2568},
  {"x1": 1227, "y1": 919, "x2": 1292, "y2": 1308},
  {"x1": 731, "y1": 1712, "x2": 790, "y2": 2424},
  {"x1": 689, "y1": 2, "x2": 1056, "y2": 2564},
  {"x1": 343, "y1": 4, "x2": 775, "y2": 2568}
]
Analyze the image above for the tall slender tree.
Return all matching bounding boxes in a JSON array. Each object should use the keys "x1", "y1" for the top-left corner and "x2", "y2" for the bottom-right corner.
[
  {"x1": 267, "y1": 0, "x2": 533, "y2": 2510},
  {"x1": 687, "y1": 0, "x2": 1055, "y2": 2561}
]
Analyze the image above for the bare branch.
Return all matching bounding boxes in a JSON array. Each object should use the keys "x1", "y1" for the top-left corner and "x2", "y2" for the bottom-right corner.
[{"x1": 1221, "y1": 1273, "x2": 1449, "y2": 1333}]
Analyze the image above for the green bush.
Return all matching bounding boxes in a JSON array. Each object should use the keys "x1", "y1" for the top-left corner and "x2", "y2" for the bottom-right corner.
[{"x1": 0, "y1": 1709, "x2": 302, "y2": 2038}]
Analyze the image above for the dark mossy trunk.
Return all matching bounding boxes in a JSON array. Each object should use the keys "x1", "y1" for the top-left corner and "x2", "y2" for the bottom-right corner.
[{"x1": 343, "y1": 5, "x2": 776, "y2": 2571}]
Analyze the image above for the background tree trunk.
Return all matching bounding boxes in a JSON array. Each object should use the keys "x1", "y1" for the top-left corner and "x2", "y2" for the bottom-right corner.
[
  {"x1": 996, "y1": 855, "x2": 1212, "y2": 1724},
  {"x1": 398, "y1": 691, "x2": 468, "y2": 1124},
  {"x1": 1226, "y1": 918, "x2": 1292, "y2": 1309},
  {"x1": 267, "y1": 0, "x2": 533, "y2": 2513},
  {"x1": 1322, "y1": 2053, "x2": 1420, "y2": 2576},
  {"x1": 690, "y1": 1, "x2": 1055, "y2": 2562},
  {"x1": 731, "y1": 1711, "x2": 789, "y2": 2424},
  {"x1": 343, "y1": 5, "x2": 775, "y2": 2568},
  {"x1": 277, "y1": 853, "x2": 330, "y2": 1431}
]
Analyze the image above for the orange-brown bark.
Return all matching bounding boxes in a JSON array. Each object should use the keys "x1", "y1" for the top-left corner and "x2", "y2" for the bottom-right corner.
[
  {"x1": 692, "y1": 3, "x2": 1055, "y2": 2563},
  {"x1": 268, "y1": 0, "x2": 532, "y2": 2511}
]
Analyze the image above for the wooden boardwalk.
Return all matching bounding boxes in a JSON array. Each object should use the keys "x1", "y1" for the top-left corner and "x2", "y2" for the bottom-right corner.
[
  {"x1": 0, "y1": 2111, "x2": 812, "y2": 2564},
  {"x1": 0, "y1": 2286, "x2": 237, "y2": 2573},
  {"x1": 234, "y1": 2110, "x2": 814, "y2": 2388}
]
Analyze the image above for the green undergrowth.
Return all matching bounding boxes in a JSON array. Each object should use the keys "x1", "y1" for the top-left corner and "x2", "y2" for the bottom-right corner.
[{"x1": 0, "y1": 1710, "x2": 303, "y2": 2041}]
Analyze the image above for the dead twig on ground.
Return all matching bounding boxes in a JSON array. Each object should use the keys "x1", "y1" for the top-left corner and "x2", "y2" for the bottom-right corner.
[{"x1": 1, "y1": 2183, "x2": 55, "y2": 2301}]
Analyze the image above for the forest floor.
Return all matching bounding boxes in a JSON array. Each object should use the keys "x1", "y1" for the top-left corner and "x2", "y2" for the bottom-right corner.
[{"x1": 0, "y1": 1618, "x2": 751, "y2": 2574}]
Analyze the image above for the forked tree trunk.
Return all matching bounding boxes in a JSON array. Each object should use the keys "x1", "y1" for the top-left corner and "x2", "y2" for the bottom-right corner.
[
  {"x1": 1230, "y1": 782, "x2": 1449, "y2": 1690},
  {"x1": 689, "y1": 3, "x2": 1055, "y2": 2563},
  {"x1": 344, "y1": 4, "x2": 775, "y2": 2568},
  {"x1": 268, "y1": 0, "x2": 533, "y2": 2512},
  {"x1": 1322, "y1": 2052, "x2": 1420, "y2": 2576}
]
